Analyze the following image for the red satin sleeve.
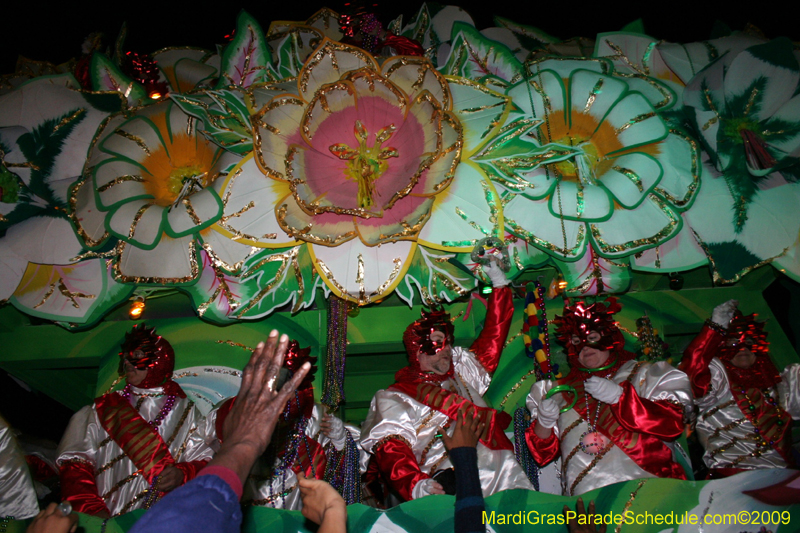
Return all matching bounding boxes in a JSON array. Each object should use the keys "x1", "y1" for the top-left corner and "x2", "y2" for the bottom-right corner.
[
  {"x1": 373, "y1": 438, "x2": 430, "y2": 502},
  {"x1": 59, "y1": 459, "x2": 111, "y2": 516},
  {"x1": 678, "y1": 325, "x2": 723, "y2": 398},
  {"x1": 524, "y1": 425, "x2": 560, "y2": 466},
  {"x1": 469, "y1": 286, "x2": 513, "y2": 373},
  {"x1": 174, "y1": 459, "x2": 209, "y2": 484},
  {"x1": 610, "y1": 382, "x2": 684, "y2": 440}
]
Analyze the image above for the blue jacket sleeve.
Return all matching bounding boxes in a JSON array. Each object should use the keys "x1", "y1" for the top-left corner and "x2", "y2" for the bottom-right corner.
[{"x1": 128, "y1": 474, "x2": 242, "y2": 533}]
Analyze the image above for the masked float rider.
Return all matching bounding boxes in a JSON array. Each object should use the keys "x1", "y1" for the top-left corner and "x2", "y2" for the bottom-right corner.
[
  {"x1": 57, "y1": 325, "x2": 213, "y2": 517},
  {"x1": 679, "y1": 299, "x2": 800, "y2": 477},
  {"x1": 525, "y1": 299, "x2": 692, "y2": 496},
  {"x1": 360, "y1": 261, "x2": 534, "y2": 503},
  {"x1": 204, "y1": 340, "x2": 359, "y2": 510}
]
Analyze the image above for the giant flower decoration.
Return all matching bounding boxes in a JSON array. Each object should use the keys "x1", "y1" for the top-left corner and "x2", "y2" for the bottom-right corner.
[
  {"x1": 207, "y1": 39, "x2": 513, "y2": 306},
  {"x1": 684, "y1": 38, "x2": 800, "y2": 231},
  {"x1": 255, "y1": 40, "x2": 462, "y2": 247},
  {"x1": 482, "y1": 59, "x2": 699, "y2": 266},
  {"x1": 74, "y1": 100, "x2": 240, "y2": 283}
]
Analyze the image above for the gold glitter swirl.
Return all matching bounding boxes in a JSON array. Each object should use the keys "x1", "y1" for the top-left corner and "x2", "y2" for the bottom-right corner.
[
  {"x1": 215, "y1": 340, "x2": 255, "y2": 352},
  {"x1": 702, "y1": 399, "x2": 736, "y2": 420},
  {"x1": 583, "y1": 78, "x2": 604, "y2": 114},
  {"x1": 569, "y1": 440, "x2": 615, "y2": 496},
  {"x1": 614, "y1": 112, "x2": 656, "y2": 135},
  {"x1": 614, "y1": 479, "x2": 648, "y2": 533},
  {"x1": 112, "y1": 240, "x2": 199, "y2": 284},
  {"x1": 52, "y1": 108, "x2": 87, "y2": 133},
  {"x1": 372, "y1": 434, "x2": 413, "y2": 455},
  {"x1": 590, "y1": 194, "x2": 679, "y2": 254},
  {"x1": 114, "y1": 130, "x2": 151, "y2": 155},
  {"x1": 97, "y1": 175, "x2": 145, "y2": 193},
  {"x1": 236, "y1": 247, "x2": 305, "y2": 315},
  {"x1": 498, "y1": 368, "x2": 537, "y2": 408}
]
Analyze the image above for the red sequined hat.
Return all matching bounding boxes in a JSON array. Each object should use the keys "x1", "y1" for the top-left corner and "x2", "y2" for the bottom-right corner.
[
  {"x1": 554, "y1": 298, "x2": 624, "y2": 362},
  {"x1": 396, "y1": 307, "x2": 455, "y2": 383},
  {"x1": 118, "y1": 324, "x2": 175, "y2": 388}
]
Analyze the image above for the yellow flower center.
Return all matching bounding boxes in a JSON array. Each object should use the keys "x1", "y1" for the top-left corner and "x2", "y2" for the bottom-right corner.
[
  {"x1": 167, "y1": 165, "x2": 206, "y2": 196},
  {"x1": 552, "y1": 137, "x2": 603, "y2": 186},
  {"x1": 329, "y1": 120, "x2": 399, "y2": 209}
]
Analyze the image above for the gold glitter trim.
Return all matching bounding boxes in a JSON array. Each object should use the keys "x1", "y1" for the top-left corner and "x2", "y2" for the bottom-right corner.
[
  {"x1": 197, "y1": 271, "x2": 240, "y2": 317},
  {"x1": 114, "y1": 130, "x2": 151, "y2": 155},
  {"x1": 236, "y1": 247, "x2": 305, "y2": 315},
  {"x1": 498, "y1": 368, "x2": 537, "y2": 408},
  {"x1": 569, "y1": 440, "x2": 614, "y2": 496},
  {"x1": 299, "y1": 40, "x2": 377, "y2": 95},
  {"x1": 702, "y1": 399, "x2": 736, "y2": 420},
  {"x1": 52, "y1": 108, "x2": 87, "y2": 134},
  {"x1": 691, "y1": 229, "x2": 790, "y2": 285},
  {"x1": 612, "y1": 166, "x2": 643, "y2": 193},
  {"x1": 583, "y1": 78, "x2": 604, "y2": 114},
  {"x1": 33, "y1": 279, "x2": 95, "y2": 309},
  {"x1": 614, "y1": 112, "x2": 656, "y2": 135},
  {"x1": 97, "y1": 174, "x2": 145, "y2": 193},
  {"x1": 251, "y1": 96, "x2": 304, "y2": 180},
  {"x1": 215, "y1": 340, "x2": 255, "y2": 352},
  {"x1": 181, "y1": 198, "x2": 203, "y2": 226},
  {"x1": 614, "y1": 479, "x2": 648, "y2": 533},
  {"x1": 654, "y1": 129, "x2": 700, "y2": 208},
  {"x1": 560, "y1": 418, "x2": 583, "y2": 441},
  {"x1": 506, "y1": 216, "x2": 585, "y2": 258},
  {"x1": 590, "y1": 194, "x2": 679, "y2": 254},
  {"x1": 112, "y1": 240, "x2": 199, "y2": 285},
  {"x1": 372, "y1": 434, "x2": 413, "y2": 455},
  {"x1": 97, "y1": 453, "x2": 127, "y2": 475},
  {"x1": 164, "y1": 402, "x2": 193, "y2": 448},
  {"x1": 415, "y1": 411, "x2": 438, "y2": 435},
  {"x1": 102, "y1": 470, "x2": 141, "y2": 500}
]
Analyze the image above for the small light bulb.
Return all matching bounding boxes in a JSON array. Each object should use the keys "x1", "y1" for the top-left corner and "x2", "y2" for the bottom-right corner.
[{"x1": 129, "y1": 297, "x2": 145, "y2": 319}]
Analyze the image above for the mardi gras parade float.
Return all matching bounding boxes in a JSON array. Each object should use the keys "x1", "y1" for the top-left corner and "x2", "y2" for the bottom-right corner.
[{"x1": 0, "y1": 3, "x2": 798, "y2": 532}]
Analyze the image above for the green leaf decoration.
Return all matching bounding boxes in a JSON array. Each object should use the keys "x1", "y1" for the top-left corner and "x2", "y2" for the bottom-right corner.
[
  {"x1": 183, "y1": 249, "x2": 246, "y2": 324},
  {"x1": 15, "y1": 108, "x2": 86, "y2": 210},
  {"x1": 442, "y1": 22, "x2": 524, "y2": 84},
  {"x1": 556, "y1": 248, "x2": 632, "y2": 296},
  {"x1": 90, "y1": 53, "x2": 147, "y2": 105},
  {"x1": 620, "y1": 19, "x2": 645, "y2": 34},
  {"x1": 217, "y1": 11, "x2": 279, "y2": 89},
  {"x1": 0, "y1": 163, "x2": 20, "y2": 203},
  {"x1": 171, "y1": 89, "x2": 253, "y2": 154},
  {"x1": 395, "y1": 247, "x2": 478, "y2": 306},
  {"x1": 232, "y1": 245, "x2": 320, "y2": 319},
  {"x1": 268, "y1": 26, "x2": 323, "y2": 79}
]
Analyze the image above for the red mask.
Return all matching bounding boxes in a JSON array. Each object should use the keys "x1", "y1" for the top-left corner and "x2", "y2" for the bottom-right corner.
[
  {"x1": 118, "y1": 324, "x2": 174, "y2": 389},
  {"x1": 396, "y1": 308, "x2": 455, "y2": 383},
  {"x1": 554, "y1": 298, "x2": 624, "y2": 363},
  {"x1": 718, "y1": 312, "x2": 779, "y2": 389}
]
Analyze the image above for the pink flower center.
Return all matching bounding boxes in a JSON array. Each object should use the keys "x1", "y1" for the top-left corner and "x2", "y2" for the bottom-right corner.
[{"x1": 329, "y1": 120, "x2": 399, "y2": 208}]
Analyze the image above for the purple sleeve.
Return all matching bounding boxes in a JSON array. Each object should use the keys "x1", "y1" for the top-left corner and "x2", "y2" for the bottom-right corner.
[{"x1": 128, "y1": 473, "x2": 242, "y2": 533}]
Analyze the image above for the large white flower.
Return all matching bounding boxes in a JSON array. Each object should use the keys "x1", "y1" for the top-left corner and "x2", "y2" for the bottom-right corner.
[{"x1": 74, "y1": 100, "x2": 240, "y2": 283}]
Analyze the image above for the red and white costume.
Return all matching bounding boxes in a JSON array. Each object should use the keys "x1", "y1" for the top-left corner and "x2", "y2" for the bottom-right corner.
[
  {"x1": 525, "y1": 300, "x2": 692, "y2": 496},
  {"x1": 56, "y1": 325, "x2": 213, "y2": 516},
  {"x1": 360, "y1": 286, "x2": 534, "y2": 502},
  {"x1": 680, "y1": 316, "x2": 800, "y2": 476}
]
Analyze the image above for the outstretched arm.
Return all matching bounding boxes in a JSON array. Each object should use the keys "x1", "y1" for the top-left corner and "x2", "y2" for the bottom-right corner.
[
  {"x1": 469, "y1": 284, "x2": 514, "y2": 374},
  {"x1": 678, "y1": 300, "x2": 736, "y2": 398}
]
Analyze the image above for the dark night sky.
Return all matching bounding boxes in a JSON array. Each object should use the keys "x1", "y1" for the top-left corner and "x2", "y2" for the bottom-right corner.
[{"x1": 2, "y1": 1, "x2": 796, "y2": 74}]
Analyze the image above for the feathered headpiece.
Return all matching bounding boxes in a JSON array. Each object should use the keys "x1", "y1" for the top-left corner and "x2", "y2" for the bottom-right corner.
[
  {"x1": 396, "y1": 307, "x2": 455, "y2": 383},
  {"x1": 118, "y1": 324, "x2": 175, "y2": 389},
  {"x1": 554, "y1": 298, "x2": 624, "y2": 361},
  {"x1": 718, "y1": 312, "x2": 779, "y2": 388}
]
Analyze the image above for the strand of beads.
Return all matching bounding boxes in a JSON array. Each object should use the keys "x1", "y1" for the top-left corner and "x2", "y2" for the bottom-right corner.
[
  {"x1": 513, "y1": 407, "x2": 540, "y2": 490},
  {"x1": 120, "y1": 385, "x2": 176, "y2": 430}
]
